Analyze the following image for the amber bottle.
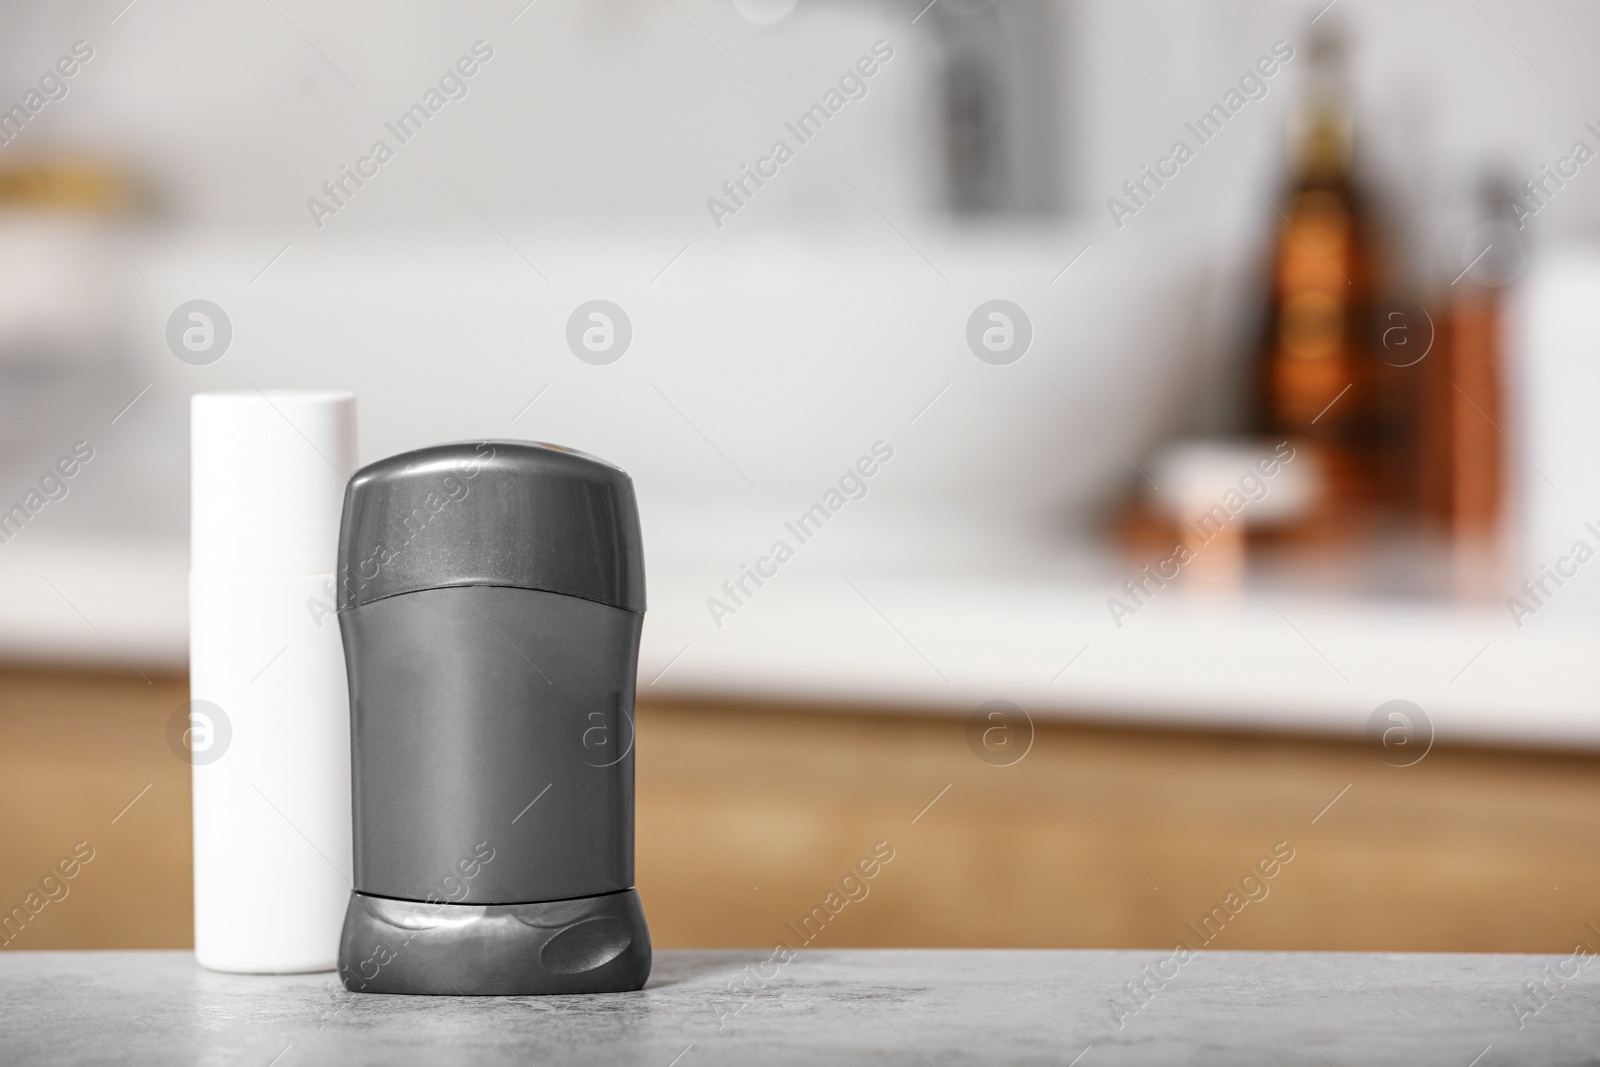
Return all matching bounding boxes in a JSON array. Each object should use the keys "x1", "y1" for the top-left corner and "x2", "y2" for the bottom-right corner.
[{"x1": 1253, "y1": 28, "x2": 1381, "y2": 538}]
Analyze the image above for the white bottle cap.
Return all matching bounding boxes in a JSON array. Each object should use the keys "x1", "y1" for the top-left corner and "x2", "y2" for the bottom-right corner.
[{"x1": 191, "y1": 390, "x2": 356, "y2": 575}]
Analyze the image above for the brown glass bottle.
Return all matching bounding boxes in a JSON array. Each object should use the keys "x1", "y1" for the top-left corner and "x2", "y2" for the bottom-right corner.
[{"x1": 1253, "y1": 28, "x2": 1380, "y2": 538}]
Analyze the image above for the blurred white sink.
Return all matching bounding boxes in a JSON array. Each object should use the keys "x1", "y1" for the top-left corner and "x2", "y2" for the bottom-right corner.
[{"x1": 116, "y1": 225, "x2": 1210, "y2": 570}]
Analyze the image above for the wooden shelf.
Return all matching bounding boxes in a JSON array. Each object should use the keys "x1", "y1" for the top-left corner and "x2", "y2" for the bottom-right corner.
[{"x1": 2, "y1": 668, "x2": 1596, "y2": 953}]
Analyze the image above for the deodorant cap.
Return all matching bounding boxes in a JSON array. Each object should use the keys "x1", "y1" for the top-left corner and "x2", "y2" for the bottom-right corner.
[
  {"x1": 336, "y1": 440, "x2": 645, "y2": 614},
  {"x1": 191, "y1": 390, "x2": 357, "y2": 576}
]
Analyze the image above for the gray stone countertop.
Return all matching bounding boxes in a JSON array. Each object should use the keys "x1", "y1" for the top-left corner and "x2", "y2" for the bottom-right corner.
[{"x1": 1, "y1": 948, "x2": 1596, "y2": 1065}]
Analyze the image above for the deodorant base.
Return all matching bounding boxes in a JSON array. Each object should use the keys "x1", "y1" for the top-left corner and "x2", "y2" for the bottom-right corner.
[{"x1": 339, "y1": 889, "x2": 651, "y2": 995}]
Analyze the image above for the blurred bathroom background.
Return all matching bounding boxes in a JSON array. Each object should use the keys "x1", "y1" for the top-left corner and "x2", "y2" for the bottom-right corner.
[{"x1": 5, "y1": 0, "x2": 1600, "y2": 954}]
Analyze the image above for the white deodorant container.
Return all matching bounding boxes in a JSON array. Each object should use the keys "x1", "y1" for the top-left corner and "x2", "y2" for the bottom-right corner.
[{"x1": 189, "y1": 390, "x2": 355, "y2": 973}]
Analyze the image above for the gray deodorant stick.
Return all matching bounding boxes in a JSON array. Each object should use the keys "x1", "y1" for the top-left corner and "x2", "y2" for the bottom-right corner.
[{"x1": 334, "y1": 440, "x2": 651, "y2": 995}]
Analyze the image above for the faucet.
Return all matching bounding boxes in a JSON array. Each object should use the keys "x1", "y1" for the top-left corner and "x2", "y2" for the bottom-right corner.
[
  {"x1": 773, "y1": 0, "x2": 1064, "y2": 216},
  {"x1": 921, "y1": 0, "x2": 1064, "y2": 217}
]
